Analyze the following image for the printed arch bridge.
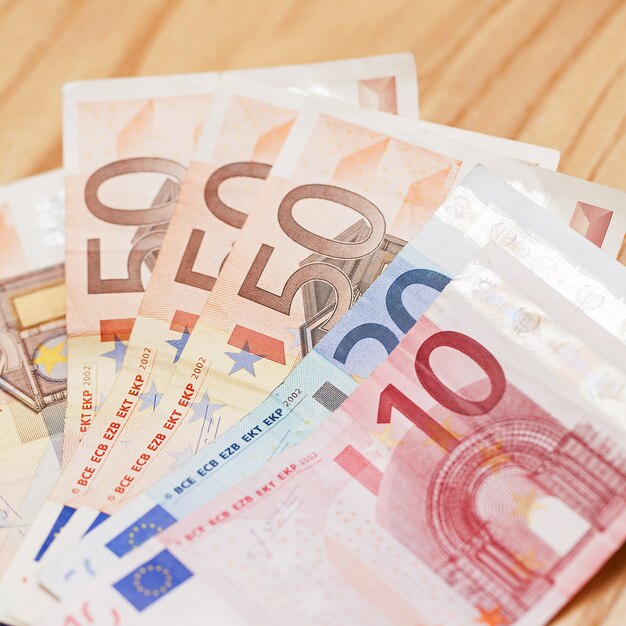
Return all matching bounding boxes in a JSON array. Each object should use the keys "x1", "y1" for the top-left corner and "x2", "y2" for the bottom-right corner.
[{"x1": 381, "y1": 415, "x2": 625, "y2": 623}]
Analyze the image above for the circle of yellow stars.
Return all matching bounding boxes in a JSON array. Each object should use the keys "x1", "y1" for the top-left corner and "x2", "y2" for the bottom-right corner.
[
  {"x1": 127, "y1": 522, "x2": 162, "y2": 547},
  {"x1": 133, "y1": 564, "x2": 173, "y2": 597}
]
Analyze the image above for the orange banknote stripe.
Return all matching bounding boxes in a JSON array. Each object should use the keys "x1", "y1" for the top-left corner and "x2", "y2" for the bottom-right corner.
[{"x1": 227, "y1": 324, "x2": 286, "y2": 365}]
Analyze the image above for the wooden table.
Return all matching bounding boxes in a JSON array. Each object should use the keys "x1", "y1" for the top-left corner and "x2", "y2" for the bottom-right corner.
[{"x1": 0, "y1": 1, "x2": 624, "y2": 623}]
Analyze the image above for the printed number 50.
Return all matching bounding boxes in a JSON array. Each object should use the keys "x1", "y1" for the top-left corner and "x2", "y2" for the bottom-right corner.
[
  {"x1": 85, "y1": 158, "x2": 186, "y2": 294},
  {"x1": 239, "y1": 184, "x2": 385, "y2": 330}
]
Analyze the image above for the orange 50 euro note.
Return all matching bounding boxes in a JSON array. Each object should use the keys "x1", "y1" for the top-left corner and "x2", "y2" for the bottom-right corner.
[
  {"x1": 61, "y1": 54, "x2": 420, "y2": 467},
  {"x1": 63, "y1": 56, "x2": 419, "y2": 468}
]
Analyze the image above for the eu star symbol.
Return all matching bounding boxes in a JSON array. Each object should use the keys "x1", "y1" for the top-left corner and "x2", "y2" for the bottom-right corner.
[
  {"x1": 166, "y1": 327, "x2": 190, "y2": 363},
  {"x1": 511, "y1": 489, "x2": 545, "y2": 523},
  {"x1": 511, "y1": 547, "x2": 543, "y2": 578},
  {"x1": 225, "y1": 341, "x2": 263, "y2": 377},
  {"x1": 286, "y1": 326, "x2": 301, "y2": 350},
  {"x1": 95, "y1": 391, "x2": 107, "y2": 412},
  {"x1": 476, "y1": 605, "x2": 509, "y2": 626},
  {"x1": 168, "y1": 444, "x2": 194, "y2": 464},
  {"x1": 189, "y1": 390, "x2": 224, "y2": 424},
  {"x1": 351, "y1": 373, "x2": 365, "y2": 385},
  {"x1": 478, "y1": 440, "x2": 512, "y2": 469},
  {"x1": 138, "y1": 382, "x2": 162, "y2": 412},
  {"x1": 422, "y1": 415, "x2": 462, "y2": 448},
  {"x1": 102, "y1": 337, "x2": 127, "y2": 372},
  {"x1": 34, "y1": 340, "x2": 67, "y2": 375},
  {"x1": 369, "y1": 424, "x2": 401, "y2": 449}
]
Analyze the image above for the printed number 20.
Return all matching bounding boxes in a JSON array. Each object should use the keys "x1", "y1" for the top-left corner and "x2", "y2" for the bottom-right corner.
[{"x1": 333, "y1": 268, "x2": 450, "y2": 365}]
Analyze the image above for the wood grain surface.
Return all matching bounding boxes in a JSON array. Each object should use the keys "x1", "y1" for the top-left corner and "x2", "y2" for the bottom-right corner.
[{"x1": 0, "y1": 1, "x2": 624, "y2": 624}]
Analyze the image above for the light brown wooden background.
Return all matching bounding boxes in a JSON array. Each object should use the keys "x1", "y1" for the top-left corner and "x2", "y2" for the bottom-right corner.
[{"x1": 0, "y1": 0, "x2": 624, "y2": 624}]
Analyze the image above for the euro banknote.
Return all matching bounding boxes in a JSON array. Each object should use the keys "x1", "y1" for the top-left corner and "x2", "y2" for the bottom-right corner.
[
  {"x1": 61, "y1": 53, "x2": 420, "y2": 466},
  {"x1": 62, "y1": 72, "x2": 215, "y2": 466},
  {"x1": 0, "y1": 170, "x2": 65, "y2": 578},
  {"x1": 37, "y1": 167, "x2": 626, "y2": 626},
  {"x1": 38, "y1": 156, "x2": 626, "y2": 603}
]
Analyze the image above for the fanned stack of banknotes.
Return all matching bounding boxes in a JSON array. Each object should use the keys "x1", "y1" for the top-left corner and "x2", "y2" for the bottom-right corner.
[{"x1": 0, "y1": 52, "x2": 625, "y2": 626}]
